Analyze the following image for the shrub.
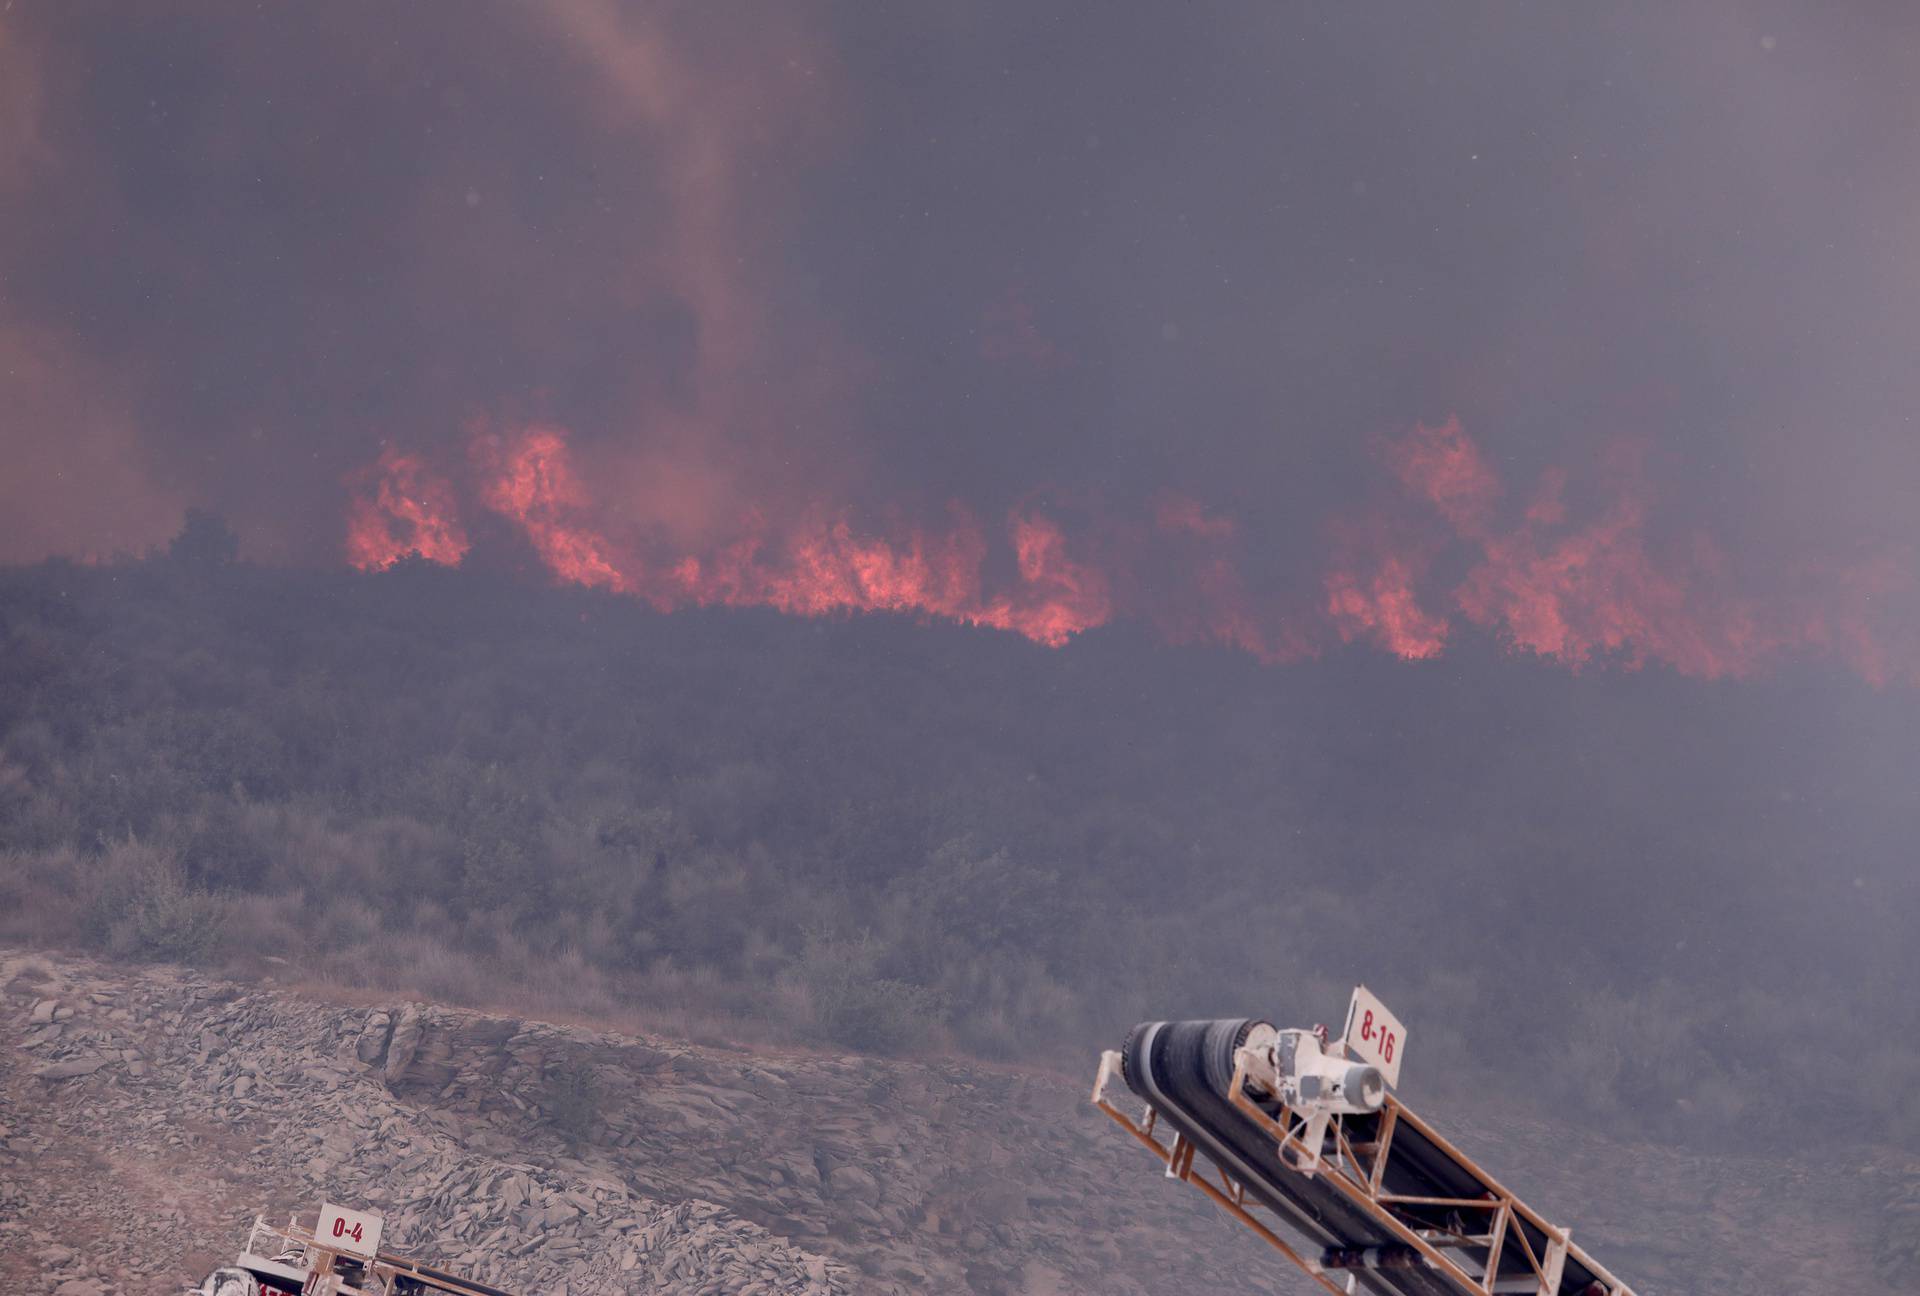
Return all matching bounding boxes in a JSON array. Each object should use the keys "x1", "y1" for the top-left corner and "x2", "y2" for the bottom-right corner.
[
  {"x1": 82, "y1": 841, "x2": 231, "y2": 963},
  {"x1": 795, "y1": 933, "x2": 946, "y2": 1055}
]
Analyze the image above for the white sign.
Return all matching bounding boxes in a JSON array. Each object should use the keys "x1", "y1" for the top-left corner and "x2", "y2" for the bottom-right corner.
[
  {"x1": 1341, "y1": 985, "x2": 1406, "y2": 1090},
  {"x1": 317, "y1": 1202, "x2": 383, "y2": 1261}
]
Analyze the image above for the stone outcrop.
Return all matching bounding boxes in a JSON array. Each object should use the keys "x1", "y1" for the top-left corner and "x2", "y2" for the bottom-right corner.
[
  {"x1": 0, "y1": 953, "x2": 852, "y2": 1296},
  {"x1": 1880, "y1": 1172, "x2": 1920, "y2": 1291},
  {"x1": 2, "y1": 948, "x2": 1911, "y2": 1295}
]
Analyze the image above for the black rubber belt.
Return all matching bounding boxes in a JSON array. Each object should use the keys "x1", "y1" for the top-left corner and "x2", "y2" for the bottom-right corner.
[{"x1": 1122, "y1": 1019, "x2": 1470, "y2": 1296}]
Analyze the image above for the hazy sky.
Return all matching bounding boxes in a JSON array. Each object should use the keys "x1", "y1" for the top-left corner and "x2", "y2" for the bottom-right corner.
[{"x1": 4, "y1": 3, "x2": 1917, "y2": 675}]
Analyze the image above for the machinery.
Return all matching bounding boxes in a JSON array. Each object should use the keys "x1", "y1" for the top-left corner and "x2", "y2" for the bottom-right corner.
[
  {"x1": 191, "y1": 1203, "x2": 518, "y2": 1296},
  {"x1": 1092, "y1": 988, "x2": 1637, "y2": 1296}
]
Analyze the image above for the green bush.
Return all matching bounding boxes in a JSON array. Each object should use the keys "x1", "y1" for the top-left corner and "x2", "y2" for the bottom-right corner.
[
  {"x1": 797, "y1": 934, "x2": 946, "y2": 1055},
  {"x1": 82, "y1": 842, "x2": 230, "y2": 963}
]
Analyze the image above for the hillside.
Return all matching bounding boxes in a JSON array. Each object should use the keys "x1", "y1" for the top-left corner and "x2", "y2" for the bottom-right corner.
[
  {"x1": 6, "y1": 950, "x2": 1915, "y2": 1295},
  {"x1": 10, "y1": 6, "x2": 1920, "y2": 1293},
  {"x1": 4, "y1": 555, "x2": 1918, "y2": 1164}
]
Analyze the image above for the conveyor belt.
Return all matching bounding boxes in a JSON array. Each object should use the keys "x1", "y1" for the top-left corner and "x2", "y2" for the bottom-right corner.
[
  {"x1": 381, "y1": 1256, "x2": 521, "y2": 1296},
  {"x1": 227, "y1": 1212, "x2": 526, "y2": 1296},
  {"x1": 1117, "y1": 1019, "x2": 1619, "y2": 1296}
]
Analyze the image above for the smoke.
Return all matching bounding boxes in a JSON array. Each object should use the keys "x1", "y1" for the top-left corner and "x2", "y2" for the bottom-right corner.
[
  {"x1": 0, "y1": 18, "x2": 47, "y2": 184},
  {"x1": 1331, "y1": 420, "x2": 1920, "y2": 682},
  {"x1": 0, "y1": 21, "x2": 186, "y2": 559},
  {"x1": 0, "y1": 323, "x2": 189, "y2": 561},
  {"x1": 5, "y1": 4, "x2": 1920, "y2": 681}
]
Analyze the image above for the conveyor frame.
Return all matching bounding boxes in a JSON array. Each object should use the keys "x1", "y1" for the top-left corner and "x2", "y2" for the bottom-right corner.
[
  {"x1": 1092, "y1": 1025, "x2": 1637, "y2": 1296},
  {"x1": 228, "y1": 1213, "x2": 520, "y2": 1296}
]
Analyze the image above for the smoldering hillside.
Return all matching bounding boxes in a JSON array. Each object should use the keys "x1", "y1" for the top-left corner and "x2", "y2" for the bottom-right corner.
[{"x1": 3, "y1": 541, "x2": 1914, "y2": 1158}]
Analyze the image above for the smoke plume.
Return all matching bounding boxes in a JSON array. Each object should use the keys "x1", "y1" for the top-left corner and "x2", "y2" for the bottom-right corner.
[{"x1": 5, "y1": 3, "x2": 1919, "y2": 681}]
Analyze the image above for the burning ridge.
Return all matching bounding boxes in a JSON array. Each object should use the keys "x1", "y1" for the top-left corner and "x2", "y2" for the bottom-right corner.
[{"x1": 346, "y1": 420, "x2": 1917, "y2": 685}]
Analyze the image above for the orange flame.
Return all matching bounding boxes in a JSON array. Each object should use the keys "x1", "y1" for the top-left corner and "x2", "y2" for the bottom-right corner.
[
  {"x1": 342, "y1": 419, "x2": 1919, "y2": 684},
  {"x1": 474, "y1": 428, "x2": 632, "y2": 594},
  {"x1": 463, "y1": 428, "x2": 1114, "y2": 646},
  {"x1": 1377, "y1": 419, "x2": 1917, "y2": 682},
  {"x1": 344, "y1": 449, "x2": 470, "y2": 570},
  {"x1": 1326, "y1": 556, "x2": 1449, "y2": 660}
]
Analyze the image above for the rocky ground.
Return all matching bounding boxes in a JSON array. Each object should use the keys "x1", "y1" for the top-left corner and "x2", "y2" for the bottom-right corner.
[{"x1": 2, "y1": 948, "x2": 1913, "y2": 1294}]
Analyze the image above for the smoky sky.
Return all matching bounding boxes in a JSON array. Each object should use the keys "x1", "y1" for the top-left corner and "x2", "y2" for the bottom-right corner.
[{"x1": 4, "y1": 2, "x2": 1918, "y2": 599}]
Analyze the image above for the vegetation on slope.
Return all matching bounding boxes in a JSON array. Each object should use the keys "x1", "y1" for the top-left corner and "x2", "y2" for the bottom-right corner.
[{"x1": 2, "y1": 518, "x2": 1916, "y2": 1153}]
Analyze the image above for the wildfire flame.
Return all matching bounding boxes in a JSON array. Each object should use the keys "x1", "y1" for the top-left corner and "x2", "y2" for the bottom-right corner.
[
  {"x1": 474, "y1": 428, "x2": 633, "y2": 594},
  {"x1": 345, "y1": 420, "x2": 1918, "y2": 684},
  {"x1": 367, "y1": 426, "x2": 1118, "y2": 646},
  {"x1": 1326, "y1": 556, "x2": 1449, "y2": 661},
  {"x1": 344, "y1": 449, "x2": 470, "y2": 570}
]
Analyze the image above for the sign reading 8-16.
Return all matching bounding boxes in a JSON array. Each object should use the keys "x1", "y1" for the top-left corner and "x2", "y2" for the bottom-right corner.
[{"x1": 1341, "y1": 984, "x2": 1407, "y2": 1091}]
